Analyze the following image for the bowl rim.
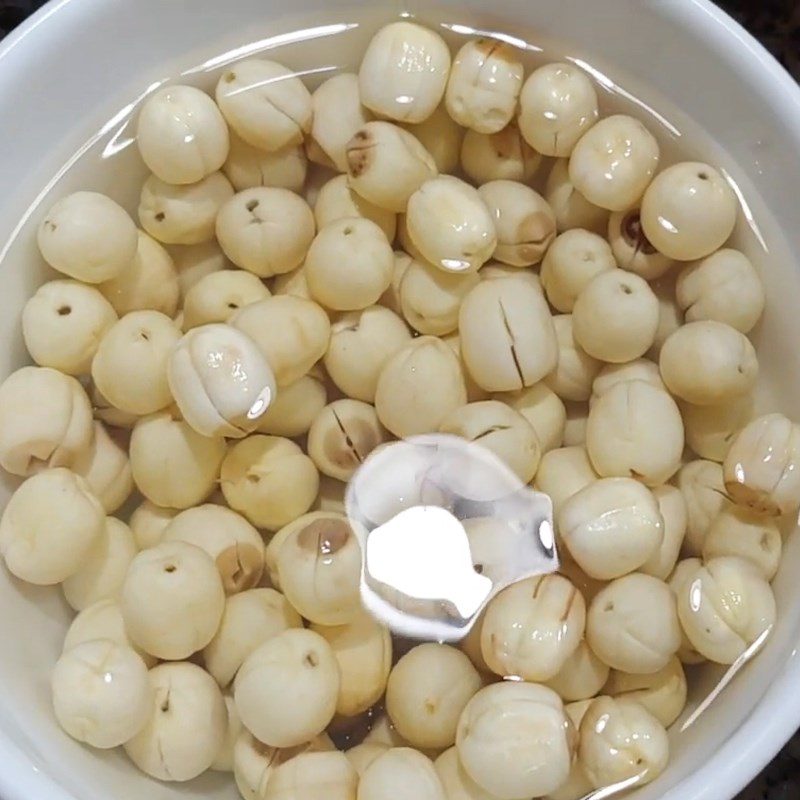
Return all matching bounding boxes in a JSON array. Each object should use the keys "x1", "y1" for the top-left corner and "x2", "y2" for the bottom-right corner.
[{"x1": 1, "y1": 1, "x2": 800, "y2": 799}]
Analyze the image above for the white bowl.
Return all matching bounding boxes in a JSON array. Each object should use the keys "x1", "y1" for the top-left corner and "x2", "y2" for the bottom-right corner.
[{"x1": 1, "y1": 1, "x2": 800, "y2": 798}]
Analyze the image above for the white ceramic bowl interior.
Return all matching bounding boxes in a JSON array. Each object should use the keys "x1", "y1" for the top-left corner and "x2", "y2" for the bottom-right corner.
[{"x1": 1, "y1": 1, "x2": 800, "y2": 799}]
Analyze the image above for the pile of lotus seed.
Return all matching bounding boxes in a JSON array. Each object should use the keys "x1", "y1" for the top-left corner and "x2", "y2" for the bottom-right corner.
[{"x1": 0, "y1": 17, "x2": 797, "y2": 800}]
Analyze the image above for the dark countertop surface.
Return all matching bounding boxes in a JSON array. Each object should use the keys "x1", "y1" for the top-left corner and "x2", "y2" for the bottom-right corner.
[{"x1": 1, "y1": 0, "x2": 799, "y2": 798}]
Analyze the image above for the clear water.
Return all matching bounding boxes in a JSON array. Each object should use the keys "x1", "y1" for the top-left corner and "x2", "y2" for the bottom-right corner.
[{"x1": 1, "y1": 7, "x2": 799, "y2": 797}]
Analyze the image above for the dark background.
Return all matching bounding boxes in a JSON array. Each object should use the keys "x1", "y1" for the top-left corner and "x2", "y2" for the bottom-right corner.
[{"x1": 1, "y1": 0, "x2": 799, "y2": 798}]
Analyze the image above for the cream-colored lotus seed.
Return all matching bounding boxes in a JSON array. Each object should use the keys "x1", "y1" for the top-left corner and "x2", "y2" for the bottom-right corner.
[
  {"x1": 359, "y1": 21, "x2": 451, "y2": 123},
  {"x1": 402, "y1": 104, "x2": 464, "y2": 174},
  {"x1": 204, "y1": 588, "x2": 302, "y2": 687},
  {"x1": 588, "y1": 574, "x2": 680, "y2": 673},
  {"x1": 232, "y1": 295, "x2": 330, "y2": 387},
  {"x1": 545, "y1": 315, "x2": 602, "y2": 403},
  {"x1": 182, "y1": 270, "x2": 270, "y2": 330},
  {"x1": 479, "y1": 263, "x2": 544, "y2": 294},
  {"x1": 170, "y1": 240, "x2": 229, "y2": 299},
  {"x1": 52, "y1": 640, "x2": 150, "y2": 749},
  {"x1": 676, "y1": 556, "x2": 776, "y2": 664},
  {"x1": 211, "y1": 695, "x2": 242, "y2": 772},
  {"x1": 396, "y1": 216, "x2": 426, "y2": 262},
  {"x1": 445, "y1": 39, "x2": 523, "y2": 134},
  {"x1": 378, "y1": 251, "x2": 412, "y2": 314},
  {"x1": 216, "y1": 59, "x2": 312, "y2": 151},
  {"x1": 0, "y1": 366, "x2": 94, "y2": 476},
  {"x1": 162, "y1": 504, "x2": 265, "y2": 594},
  {"x1": 519, "y1": 62, "x2": 598, "y2": 157},
  {"x1": 723, "y1": 413, "x2": 800, "y2": 516},
  {"x1": 544, "y1": 640, "x2": 610, "y2": 703},
  {"x1": 62, "y1": 599, "x2": 156, "y2": 667},
  {"x1": 407, "y1": 176, "x2": 496, "y2": 274},
  {"x1": 546, "y1": 700, "x2": 594, "y2": 800},
  {"x1": 234, "y1": 731, "x2": 333, "y2": 800},
  {"x1": 72, "y1": 421, "x2": 133, "y2": 513},
  {"x1": 121, "y1": 540, "x2": 225, "y2": 659},
  {"x1": 704, "y1": 506, "x2": 781, "y2": 582},
  {"x1": 586, "y1": 380, "x2": 684, "y2": 486},
  {"x1": 439, "y1": 400, "x2": 541, "y2": 483},
  {"x1": 346, "y1": 121, "x2": 438, "y2": 212},
  {"x1": 579, "y1": 696, "x2": 669, "y2": 788},
  {"x1": 0, "y1": 468, "x2": 104, "y2": 585},
  {"x1": 308, "y1": 400, "x2": 387, "y2": 482},
  {"x1": 481, "y1": 574, "x2": 586, "y2": 681},
  {"x1": 129, "y1": 500, "x2": 177, "y2": 550},
  {"x1": 277, "y1": 512, "x2": 361, "y2": 625},
  {"x1": 501, "y1": 382, "x2": 566, "y2": 453},
  {"x1": 359, "y1": 748, "x2": 445, "y2": 800},
  {"x1": 234, "y1": 628, "x2": 339, "y2": 747},
  {"x1": 221, "y1": 435, "x2": 318, "y2": 530},
  {"x1": 139, "y1": 171, "x2": 233, "y2": 245},
  {"x1": 265, "y1": 750, "x2": 358, "y2": 800},
  {"x1": 399, "y1": 257, "x2": 479, "y2": 336},
  {"x1": 640, "y1": 485, "x2": 687, "y2": 581},
  {"x1": 125, "y1": 662, "x2": 227, "y2": 781},
  {"x1": 216, "y1": 187, "x2": 315, "y2": 277},
  {"x1": 545, "y1": 159, "x2": 610, "y2": 236},
  {"x1": 456, "y1": 682, "x2": 573, "y2": 799},
  {"x1": 386, "y1": 644, "x2": 481, "y2": 749},
  {"x1": 136, "y1": 84, "x2": 228, "y2": 185},
  {"x1": 534, "y1": 446, "x2": 598, "y2": 516},
  {"x1": 93, "y1": 389, "x2": 141, "y2": 430},
  {"x1": 659, "y1": 320, "x2": 758, "y2": 405},
  {"x1": 262, "y1": 518, "x2": 297, "y2": 591},
  {"x1": 38, "y1": 191, "x2": 138, "y2": 283},
  {"x1": 91, "y1": 310, "x2": 179, "y2": 415},
  {"x1": 307, "y1": 73, "x2": 373, "y2": 172},
  {"x1": 255, "y1": 374, "x2": 327, "y2": 438},
  {"x1": 573, "y1": 270, "x2": 659, "y2": 363},
  {"x1": 558, "y1": 477, "x2": 664, "y2": 581},
  {"x1": 667, "y1": 558, "x2": 707, "y2": 666},
  {"x1": 677, "y1": 459, "x2": 727, "y2": 556},
  {"x1": 682, "y1": 393, "x2": 753, "y2": 463},
  {"x1": 460, "y1": 123, "x2": 542, "y2": 185},
  {"x1": 540, "y1": 229, "x2": 617, "y2": 313},
  {"x1": 608, "y1": 208, "x2": 675, "y2": 281},
  {"x1": 676, "y1": 248, "x2": 764, "y2": 334},
  {"x1": 569, "y1": 115, "x2": 659, "y2": 211},
  {"x1": 443, "y1": 332, "x2": 491, "y2": 403},
  {"x1": 324, "y1": 306, "x2": 411, "y2": 403},
  {"x1": 305, "y1": 217, "x2": 394, "y2": 311},
  {"x1": 311, "y1": 614, "x2": 392, "y2": 718},
  {"x1": 63, "y1": 517, "x2": 136, "y2": 611},
  {"x1": 98, "y1": 230, "x2": 179, "y2": 317},
  {"x1": 273, "y1": 265, "x2": 313, "y2": 300},
  {"x1": 590, "y1": 359, "x2": 666, "y2": 407},
  {"x1": 315, "y1": 174, "x2": 397, "y2": 242},
  {"x1": 375, "y1": 336, "x2": 467, "y2": 437},
  {"x1": 459, "y1": 278, "x2": 558, "y2": 391},
  {"x1": 129, "y1": 411, "x2": 226, "y2": 509},
  {"x1": 22, "y1": 280, "x2": 117, "y2": 375},
  {"x1": 168, "y1": 323, "x2": 277, "y2": 438},
  {"x1": 479, "y1": 180, "x2": 556, "y2": 268},
  {"x1": 363, "y1": 716, "x2": 408, "y2": 749},
  {"x1": 224, "y1": 134, "x2": 307, "y2": 194},
  {"x1": 604, "y1": 656, "x2": 687, "y2": 727},
  {"x1": 435, "y1": 747, "x2": 497, "y2": 800},
  {"x1": 641, "y1": 162, "x2": 737, "y2": 261}
]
